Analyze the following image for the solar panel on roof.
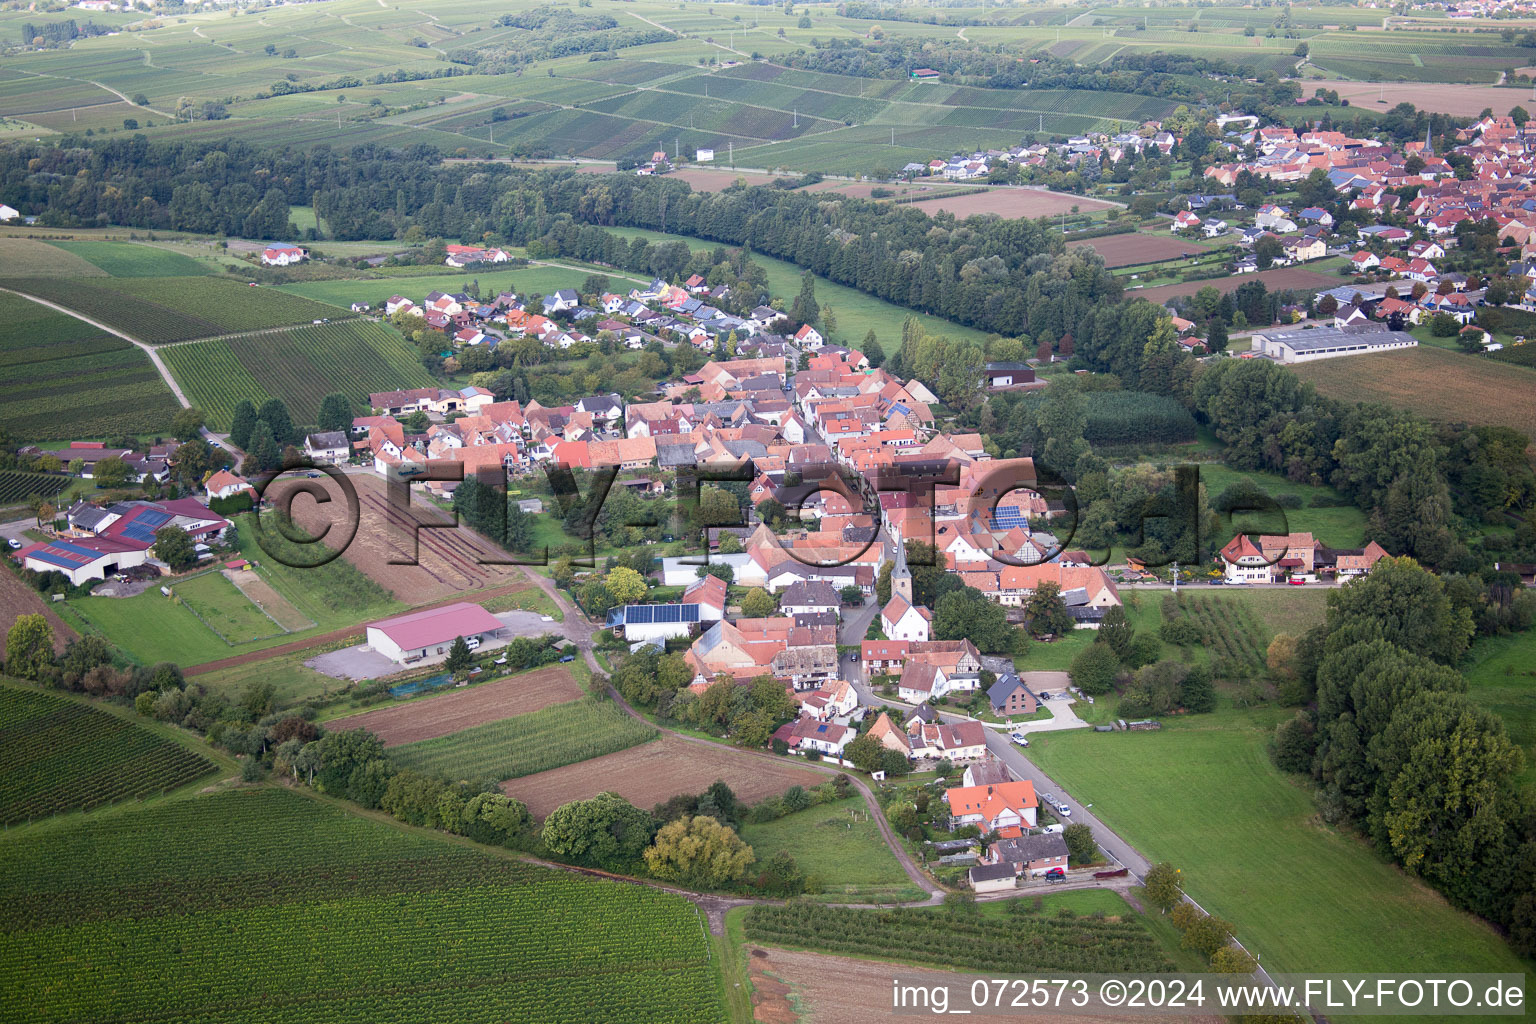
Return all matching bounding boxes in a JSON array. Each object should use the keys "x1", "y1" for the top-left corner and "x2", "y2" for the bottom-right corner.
[{"x1": 136, "y1": 510, "x2": 172, "y2": 527}]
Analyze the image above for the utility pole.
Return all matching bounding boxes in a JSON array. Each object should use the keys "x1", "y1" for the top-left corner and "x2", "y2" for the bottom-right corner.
[
  {"x1": 891, "y1": 127, "x2": 895, "y2": 145},
  {"x1": 728, "y1": 140, "x2": 733, "y2": 166},
  {"x1": 793, "y1": 108, "x2": 798, "y2": 128},
  {"x1": 675, "y1": 137, "x2": 679, "y2": 159}
]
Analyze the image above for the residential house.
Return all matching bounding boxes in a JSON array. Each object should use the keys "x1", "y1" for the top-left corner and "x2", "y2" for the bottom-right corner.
[
  {"x1": 909, "y1": 720, "x2": 988, "y2": 761},
  {"x1": 779, "y1": 579, "x2": 841, "y2": 617},
  {"x1": 303, "y1": 431, "x2": 350, "y2": 466},
  {"x1": 986, "y1": 673, "x2": 1037, "y2": 717},
  {"x1": 260, "y1": 244, "x2": 307, "y2": 266},
  {"x1": 987, "y1": 832, "x2": 1070, "y2": 878},
  {"x1": 943, "y1": 779, "x2": 1039, "y2": 831}
]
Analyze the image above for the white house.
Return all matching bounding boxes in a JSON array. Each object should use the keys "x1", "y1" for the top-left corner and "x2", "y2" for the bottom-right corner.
[
  {"x1": 793, "y1": 324, "x2": 823, "y2": 349},
  {"x1": 303, "y1": 431, "x2": 350, "y2": 466},
  {"x1": 943, "y1": 779, "x2": 1039, "y2": 830},
  {"x1": 260, "y1": 244, "x2": 307, "y2": 266},
  {"x1": 0, "y1": 204, "x2": 19, "y2": 222}
]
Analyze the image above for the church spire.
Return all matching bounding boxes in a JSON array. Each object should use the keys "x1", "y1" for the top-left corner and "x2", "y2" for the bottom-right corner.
[{"x1": 891, "y1": 527, "x2": 913, "y2": 603}]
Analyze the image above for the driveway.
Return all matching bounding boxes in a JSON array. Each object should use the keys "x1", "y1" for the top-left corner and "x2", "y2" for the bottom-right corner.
[{"x1": 0, "y1": 517, "x2": 34, "y2": 549}]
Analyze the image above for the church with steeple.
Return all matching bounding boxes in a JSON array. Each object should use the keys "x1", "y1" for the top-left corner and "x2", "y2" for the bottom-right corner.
[{"x1": 882, "y1": 528, "x2": 930, "y2": 642}]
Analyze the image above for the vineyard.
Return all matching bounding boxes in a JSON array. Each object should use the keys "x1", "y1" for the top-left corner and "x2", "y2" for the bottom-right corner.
[
  {"x1": 1178, "y1": 595, "x2": 1267, "y2": 676},
  {"x1": 388, "y1": 697, "x2": 658, "y2": 781},
  {"x1": 0, "y1": 343, "x2": 182, "y2": 442},
  {"x1": 0, "y1": 788, "x2": 722, "y2": 1024},
  {"x1": 0, "y1": 471, "x2": 69, "y2": 505},
  {"x1": 0, "y1": 277, "x2": 346, "y2": 344},
  {"x1": 0, "y1": 686, "x2": 217, "y2": 825},
  {"x1": 743, "y1": 903, "x2": 1174, "y2": 974},
  {"x1": 160, "y1": 320, "x2": 436, "y2": 428}
]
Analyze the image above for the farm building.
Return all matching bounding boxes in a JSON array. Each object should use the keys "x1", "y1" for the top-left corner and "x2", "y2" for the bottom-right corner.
[
  {"x1": 1249, "y1": 324, "x2": 1417, "y2": 364},
  {"x1": 12, "y1": 535, "x2": 148, "y2": 586},
  {"x1": 984, "y1": 362, "x2": 1038, "y2": 389},
  {"x1": 365, "y1": 603, "x2": 505, "y2": 664}
]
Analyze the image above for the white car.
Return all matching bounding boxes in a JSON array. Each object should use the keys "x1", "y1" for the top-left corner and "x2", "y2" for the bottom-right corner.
[
  {"x1": 1056, "y1": 802, "x2": 1072, "y2": 817},
  {"x1": 1040, "y1": 823, "x2": 1065, "y2": 835},
  {"x1": 1010, "y1": 733, "x2": 1029, "y2": 747},
  {"x1": 6, "y1": 538, "x2": 21, "y2": 550}
]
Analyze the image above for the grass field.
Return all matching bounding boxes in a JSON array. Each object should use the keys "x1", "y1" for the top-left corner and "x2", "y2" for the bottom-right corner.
[
  {"x1": 0, "y1": 683, "x2": 217, "y2": 825},
  {"x1": 1292, "y1": 346, "x2": 1536, "y2": 439},
  {"x1": 1464, "y1": 629, "x2": 1536, "y2": 788},
  {"x1": 1196, "y1": 463, "x2": 1368, "y2": 549},
  {"x1": 739, "y1": 797, "x2": 922, "y2": 903},
  {"x1": 190, "y1": 646, "x2": 346, "y2": 707},
  {"x1": 0, "y1": 238, "x2": 108, "y2": 277},
  {"x1": 0, "y1": 787, "x2": 723, "y2": 1024},
  {"x1": 49, "y1": 240, "x2": 213, "y2": 278},
  {"x1": 160, "y1": 320, "x2": 437, "y2": 428},
  {"x1": 174, "y1": 571, "x2": 287, "y2": 645},
  {"x1": 1026, "y1": 710, "x2": 1527, "y2": 978},
  {"x1": 61, "y1": 588, "x2": 244, "y2": 666},
  {"x1": 388, "y1": 697, "x2": 659, "y2": 781}
]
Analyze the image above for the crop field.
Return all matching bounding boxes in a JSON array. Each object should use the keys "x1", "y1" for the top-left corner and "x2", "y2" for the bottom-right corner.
[
  {"x1": 327, "y1": 666, "x2": 585, "y2": 744},
  {"x1": 504, "y1": 734, "x2": 821, "y2": 817},
  {"x1": 224, "y1": 567, "x2": 314, "y2": 632},
  {"x1": 160, "y1": 321, "x2": 436, "y2": 428},
  {"x1": 739, "y1": 797, "x2": 921, "y2": 903},
  {"x1": 1025, "y1": 711, "x2": 1527, "y2": 978},
  {"x1": 0, "y1": 471, "x2": 69, "y2": 504},
  {"x1": 0, "y1": 342, "x2": 182, "y2": 443},
  {"x1": 272, "y1": 474, "x2": 528, "y2": 603},
  {"x1": 1177, "y1": 594, "x2": 1267, "y2": 676},
  {"x1": 0, "y1": 572, "x2": 75, "y2": 657},
  {"x1": 174, "y1": 571, "x2": 287, "y2": 645},
  {"x1": 223, "y1": 513, "x2": 400, "y2": 633},
  {"x1": 0, "y1": 788, "x2": 723, "y2": 1024},
  {"x1": 0, "y1": 276, "x2": 347, "y2": 344},
  {"x1": 1129, "y1": 265, "x2": 1338, "y2": 304},
  {"x1": 905, "y1": 187, "x2": 1119, "y2": 220},
  {"x1": 388, "y1": 697, "x2": 658, "y2": 781},
  {"x1": 1298, "y1": 79, "x2": 1536, "y2": 117},
  {"x1": 1066, "y1": 232, "x2": 1209, "y2": 268},
  {"x1": 1291, "y1": 346, "x2": 1536, "y2": 439},
  {"x1": 744, "y1": 902, "x2": 1173, "y2": 974},
  {"x1": 49, "y1": 240, "x2": 213, "y2": 278},
  {"x1": 0, "y1": 238, "x2": 108, "y2": 278},
  {"x1": 0, "y1": 685, "x2": 217, "y2": 825}
]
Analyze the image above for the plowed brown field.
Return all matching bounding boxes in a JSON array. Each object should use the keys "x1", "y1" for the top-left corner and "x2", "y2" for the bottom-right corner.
[
  {"x1": 326, "y1": 666, "x2": 584, "y2": 745},
  {"x1": 272, "y1": 473, "x2": 526, "y2": 602},
  {"x1": 0, "y1": 570, "x2": 75, "y2": 657},
  {"x1": 502, "y1": 735, "x2": 819, "y2": 816}
]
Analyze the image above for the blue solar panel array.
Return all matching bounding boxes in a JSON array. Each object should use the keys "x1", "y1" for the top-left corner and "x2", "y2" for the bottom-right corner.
[
  {"x1": 30, "y1": 541, "x2": 99, "y2": 570},
  {"x1": 989, "y1": 505, "x2": 1028, "y2": 531},
  {"x1": 623, "y1": 603, "x2": 700, "y2": 625},
  {"x1": 120, "y1": 508, "x2": 173, "y2": 544}
]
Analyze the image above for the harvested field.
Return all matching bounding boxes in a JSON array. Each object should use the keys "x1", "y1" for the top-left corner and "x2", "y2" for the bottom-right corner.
[
  {"x1": 275, "y1": 473, "x2": 525, "y2": 602},
  {"x1": 224, "y1": 568, "x2": 313, "y2": 632},
  {"x1": 667, "y1": 167, "x2": 779, "y2": 192},
  {"x1": 1129, "y1": 265, "x2": 1337, "y2": 304},
  {"x1": 327, "y1": 666, "x2": 584, "y2": 745},
  {"x1": 0, "y1": 571, "x2": 75, "y2": 657},
  {"x1": 502, "y1": 735, "x2": 819, "y2": 817},
  {"x1": 0, "y1": 239, "x2": 108, "y2": 278},
  {"x1": 1302, "y1": 80, "x2": 1532, "y2": 118},
  {"x1": 1067, "y1": 231, "x2": 1208, "y2": 267},
  {"x1": 745, "y1": 948, "x2": 1217, "y2": 1024},
  {"x1": 1291, "y1": 346, "x2": 1536, "y2": 440},
  {"x1": 905, "y1": 187, "x2": 1119, "y2": 219}
]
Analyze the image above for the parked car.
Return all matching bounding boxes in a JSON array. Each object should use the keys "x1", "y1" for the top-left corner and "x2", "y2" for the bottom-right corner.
[
  {"x1": 1010, "y1": 733, "x2": 1029, "y2": 747},
  {"x1": 6, "y1": 538, "x2": 21, "y2": 550},
  {"x1": 1056, "y1": 802, "x2": 1072, "y2": 816},
  {"x1": 1040, "y1": 823, "x2": 1065, "y2": 835},
  {"x1": 1045, "y1": 867, "x2": 1066, "y2": 881},
  {"x1": 1041, "y1": 792, "x2": 1056, "y2": 805},
  {"x1": 1288, "y1": 577, "x2": 1306, "y2": 586},
  {"x1": 465, "y1": 636, "x2": 481, "y2": 650},
  {"x1": 559, "y1": 654, "x2": 575, "y2": 663},
  {"x1": 1037, "y1": 691, "x2": 1051, "y2": 701}
]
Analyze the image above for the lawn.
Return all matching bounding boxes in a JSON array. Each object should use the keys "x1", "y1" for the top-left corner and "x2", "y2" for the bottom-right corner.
[
  {"x1": 480, "y1": 585, "x2": 563, "y2": 620},
  {"x1": 226, "y1": 516, "x2": 401, "y2": 634},
  {"x1": 173, "y1": 571, "x2": 286, "y2": 645},
  {"x1": 60, "y1": 588, "x2": 238, "y2": 666},
  {"x1": 740, "y1": 797, "x2": 923, "y2": 903},
  {"x1": 1463, "y1": 629, "x2": 1536, "y2": 788},
  {"x1": 1026, "y1": 710, "x2": 1527, "y2": 978},
  {"x1": 1196, "y1": 463, "x2": 1367, "y2": 549}
]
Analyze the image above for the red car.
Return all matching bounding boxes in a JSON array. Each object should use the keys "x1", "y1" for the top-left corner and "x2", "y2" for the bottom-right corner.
[{"x1": 1288, "y1": 578, "x2": 1306, "y2": 586}]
